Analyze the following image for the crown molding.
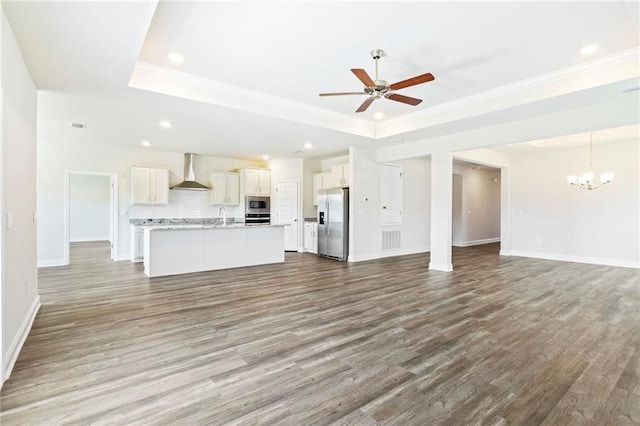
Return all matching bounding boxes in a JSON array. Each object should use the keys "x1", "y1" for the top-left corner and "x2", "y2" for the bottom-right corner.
[
  {"x1": 375, "y1": 47, "x2": 640, "y2": 138},
  {"x1": 128, "y1": 62, "x2": 376, "y2": 138},
  {"x1": 129, "y1": 48, "x2": 639, "y2": 143}
]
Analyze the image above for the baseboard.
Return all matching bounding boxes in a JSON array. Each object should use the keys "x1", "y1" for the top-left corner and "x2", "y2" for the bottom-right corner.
[
  {"x1": 428, "y1": 262, "x2": 454, "y2": 272},
  {"x1": 37, "y1": 258, "x2": 66, "y2": 268},
  {"x1": 349, "y1": 246, "x2": 430, "y2": 262},
  {"x1": 455, "y1": 238, "x2": 500, "y2": 247},
  {"x1": 507, "y1": 250, "x2": 639, "y2": 269},
  {"x1": 116, "y1": 254, "x2": 133, "y2": 262},
  {"x1": 70, "y1": 237, "x2": 110, "y2": 243},
  {"x1": 3, "y1": 295, "x2": 41, "y2": 385}
]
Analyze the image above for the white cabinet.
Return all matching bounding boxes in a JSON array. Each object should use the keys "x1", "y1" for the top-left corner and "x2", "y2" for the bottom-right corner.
[
  {"x1": 241, "y1": 168, "x2": 271, "y2": 196},
  {"x1": 304, "y1": 222, "x2": 318, "y2": 254},
  {"x1": 312, "y1": 172, "x2": 332, "y2": 206},
  {"x1": 131, "y1": 226, "x2": 144, "y2": 262},
  {"x1": 209, "y1": 171, "x2": 240, "y2": 205},
  {"x1": 331, "y1": 164, "x2": 350, "y2": 188},
  {"x1": 131, "y1": 167, "x2": 169, "y2": 205}
]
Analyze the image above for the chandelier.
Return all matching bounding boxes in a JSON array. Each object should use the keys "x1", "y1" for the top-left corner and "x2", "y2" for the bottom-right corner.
[{"x1": 566, "y1": 132, "x2": 614, "y2": 191}]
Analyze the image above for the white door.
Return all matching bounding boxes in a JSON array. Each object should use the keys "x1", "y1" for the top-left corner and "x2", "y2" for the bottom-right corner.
[{"x1": 275, "y1": 181, "x2": 299, "y2": 251}]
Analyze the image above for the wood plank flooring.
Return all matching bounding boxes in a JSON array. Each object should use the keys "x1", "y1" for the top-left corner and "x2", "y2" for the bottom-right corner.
[{"x1": 1, "y1": 242, "x2": 639, "y2": 425}]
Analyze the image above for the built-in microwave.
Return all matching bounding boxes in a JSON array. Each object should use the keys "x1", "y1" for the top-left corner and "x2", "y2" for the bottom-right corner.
[{"x1": 245, "y1": 196, "x2": 270, "y2": 214}]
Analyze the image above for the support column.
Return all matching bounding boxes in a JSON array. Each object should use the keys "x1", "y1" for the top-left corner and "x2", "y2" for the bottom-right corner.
[{"x1": 429, "y1": 151, "x2": 453, "y2": 271}]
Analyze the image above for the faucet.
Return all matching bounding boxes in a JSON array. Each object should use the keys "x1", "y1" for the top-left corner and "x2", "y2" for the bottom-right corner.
[{"x1": 218, "y1": 207, "x2": 227, "y2": 226}]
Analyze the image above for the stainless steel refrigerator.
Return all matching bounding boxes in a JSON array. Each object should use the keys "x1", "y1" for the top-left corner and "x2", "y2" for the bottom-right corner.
[{"x1": 317, "y1": 187, "x2": 349, "y2": 261}]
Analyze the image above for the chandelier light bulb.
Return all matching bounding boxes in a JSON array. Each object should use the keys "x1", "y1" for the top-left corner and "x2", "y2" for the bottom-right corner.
[{"x1": 600, "y1": 172, "x2": 614, "y2": 184}]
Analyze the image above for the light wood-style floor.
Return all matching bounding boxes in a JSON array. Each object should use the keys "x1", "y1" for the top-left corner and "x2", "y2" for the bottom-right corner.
[{"x1": 1, "y1": 242, "x2": 639, "y2": 425}]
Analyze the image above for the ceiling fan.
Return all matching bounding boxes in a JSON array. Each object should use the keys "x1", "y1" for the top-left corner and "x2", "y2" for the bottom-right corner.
[{"x1": 319, "y1": 49, "x2": 435, "y2": 113}]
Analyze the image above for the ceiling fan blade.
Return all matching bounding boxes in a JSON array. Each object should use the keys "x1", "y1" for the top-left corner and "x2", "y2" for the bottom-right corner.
[
  {"x1": 351, "y1": 68, "x2": 376, "y2": 87},
  {"x1": 319, "y1": 92, "x2": 366, "y2": 96},
  {"x1": 386, "y1": 93, "x2": 423, "y2": 106},
  {"x1": 390, "y1": 72, "x2": 435, "y2": 91},
  {"x1": 356, "y1": 97, "x2": 376, "y2": 113}
]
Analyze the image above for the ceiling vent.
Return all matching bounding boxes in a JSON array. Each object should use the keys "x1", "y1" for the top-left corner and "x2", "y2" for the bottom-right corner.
[{"x1": 71, "y1": 122, "x2": 85, "y2": 129}]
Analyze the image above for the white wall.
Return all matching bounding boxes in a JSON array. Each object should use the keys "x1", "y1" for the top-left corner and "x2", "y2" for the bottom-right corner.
[
  {"x1": 69, "y1": 174, "x2": 111, "y2": 242},
  {"x1": 302, "y1": 157, "x2": 321, "y2": 219},
  {"x1": 509, "y1": 139, "x2": 639, "y2": 267},
  {"x1": 452, "y1": 174, "x2": 463, "y2": 245},
  {"x1": 452, "y1": 165, "x2": 501, "y2": 246},
  {"x1": 1, "y1": 7, "x2": 39, "y2": 382},
  {"x1": 37, "y1": 138, "x2": 264, "y2": 265},
  {"x1": 350, "y1": 146, "x2": 431, "y2": 261}
]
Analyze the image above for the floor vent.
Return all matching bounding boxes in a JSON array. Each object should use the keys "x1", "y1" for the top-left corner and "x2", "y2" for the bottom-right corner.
[{"x1": 382, "y1": 230, "x2": 401, "y2": 251}]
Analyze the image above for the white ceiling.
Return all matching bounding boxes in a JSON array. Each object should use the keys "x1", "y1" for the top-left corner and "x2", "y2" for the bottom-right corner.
[{"x1": 4, "y1": 1, "x2": 640, "y2": 161}]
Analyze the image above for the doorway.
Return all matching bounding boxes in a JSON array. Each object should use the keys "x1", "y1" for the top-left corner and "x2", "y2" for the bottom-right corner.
[
  {"x1": 275, "y1": 181, "x2": 300, "y2": 251},
  {"x1": 64, "y1": 171, "x2": 118, "y2": 264},
  {"x1": 451, "y1": 162, "x2": 501, "y2": 248}
]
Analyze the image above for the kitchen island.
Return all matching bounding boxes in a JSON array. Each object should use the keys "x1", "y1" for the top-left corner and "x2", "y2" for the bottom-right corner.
[{"x1": 142, "y1": 224, "x2": 285, "y2": 277}]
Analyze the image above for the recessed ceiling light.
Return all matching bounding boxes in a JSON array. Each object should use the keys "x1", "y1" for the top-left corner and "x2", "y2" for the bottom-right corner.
[
  {"x1": 262, "y1": 154, "x2": 269, "y2": 160},
  {"x1": 159, "y1": 120, "x2": 172, "y2": 128},
  {"x1": 168, "y1": 52, "x2": 184, "y2": 64},
  {"x1": 141, "y1": 140, "x2": 151, "y2": 147},
  {"x1": 374, "y1": 112, "x2": 384, "y2": 120},
  {"x1": 304, "y1": 142, "x2": 313, "y2": 149},
  {"x1": 579, "y1": 43, "x2": 600, "y2": 57}
]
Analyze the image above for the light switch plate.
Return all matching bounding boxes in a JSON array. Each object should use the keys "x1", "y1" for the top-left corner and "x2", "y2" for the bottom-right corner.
[{"x1": 6, "y1": 212, "x2": 12, "y2": 229}]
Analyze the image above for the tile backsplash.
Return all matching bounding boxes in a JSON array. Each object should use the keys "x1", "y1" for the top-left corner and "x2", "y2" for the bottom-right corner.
[{"x1": 130, "y1": 190, "x2": 241, "y2": 219}]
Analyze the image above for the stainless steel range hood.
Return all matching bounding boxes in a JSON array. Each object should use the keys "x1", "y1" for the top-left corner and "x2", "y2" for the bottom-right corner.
[{"x1": 170, "y1": 153, "x2": 210, "y2": 191}]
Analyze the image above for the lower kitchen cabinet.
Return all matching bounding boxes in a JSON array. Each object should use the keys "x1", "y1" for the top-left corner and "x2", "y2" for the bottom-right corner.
[
  {"x1": 304, "y1": 222, "x2": 318, "y2": 254},
  {"x1": 131, "y1": 226, "x2": 144, "y2": 262}
]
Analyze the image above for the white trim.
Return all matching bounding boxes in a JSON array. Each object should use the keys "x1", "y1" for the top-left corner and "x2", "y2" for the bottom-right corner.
[
  {"x1": 453, "y1": 237, "x2": 500, "y2": 247},
  {"x1": 375, "y1": 48, "x2": 640, "y2": 138},
  {"x1": 37, "y1": 258, "x2": 66, "y2": 268},
  {"x1": 69, "y1": 237, "x2": 110, "y2": 243},
  {"x1": 349, "y1": 246, "x2": 430, "y2": 262},
  {"x1": 130, "y1": 62, "x2": 374, "y2": 138},
  {"x1": 115, "y1": 254, "x2": 132, "y2": 262},
  {"x1": 505, "y1": 250, "x2": 639, "y2": 269},
  {"x1": 429, "y1": 262, "x2": 454, "y2": 272},
  {"x1": 3, "y1": 296, "x2": 40, "y2": 384}
]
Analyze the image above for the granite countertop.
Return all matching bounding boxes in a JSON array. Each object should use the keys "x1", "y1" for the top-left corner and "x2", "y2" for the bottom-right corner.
[
  {"x1": 304, "y1": 217, "x2": 318, "y2": 222},
  {"x1": 130, "y1": 218, "x2": 239, "y2": 226},
  {"x1": 142, "y1": 223, "x2": 285, "y2": 230}
]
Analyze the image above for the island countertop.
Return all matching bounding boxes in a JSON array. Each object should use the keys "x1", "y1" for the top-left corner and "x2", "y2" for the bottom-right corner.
[{"x1": 141, "y1": 223, "x2": 285, "y2": 231}]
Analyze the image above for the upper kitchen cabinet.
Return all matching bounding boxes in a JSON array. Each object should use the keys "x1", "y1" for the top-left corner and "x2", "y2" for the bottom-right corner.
[
  {"x1": 312, "y1": 172, "x2": 332, "y2": 206},
  {"x1": 209, "y1": 171, "x2": 240, "y2": 205},
  {"x1": 241, "y1": 168, "x2": 271, "y2": 196},
  {"x1": 331, "y1": 164, "x2": 350, "y2": 188},
  {"x1": 131, "y1": 167, "x2": 169, "y2": 205}
]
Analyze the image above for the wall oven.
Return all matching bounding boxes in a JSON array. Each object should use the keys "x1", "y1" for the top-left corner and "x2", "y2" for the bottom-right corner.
[{"x1": 245, "y1": 196, "x2": 270, "y2": 225}]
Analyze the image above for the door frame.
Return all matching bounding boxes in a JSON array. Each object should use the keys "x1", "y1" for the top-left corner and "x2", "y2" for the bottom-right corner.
[
  {"x1": 274, "y1": 180, "x2": 302, "y2": 252},
  {"x1": 64, "y1": 171, "x2": 119, "y2": 265}
]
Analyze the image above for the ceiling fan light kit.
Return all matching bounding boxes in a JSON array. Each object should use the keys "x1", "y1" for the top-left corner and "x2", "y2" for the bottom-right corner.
[{"x1": 319, "y1": 49, "x2": 435, "y2": 113}]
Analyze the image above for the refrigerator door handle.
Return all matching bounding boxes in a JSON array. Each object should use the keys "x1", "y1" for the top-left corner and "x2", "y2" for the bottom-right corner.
[{"x1": 326, "y1": 200, "x2": 330, "y2": 236}]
